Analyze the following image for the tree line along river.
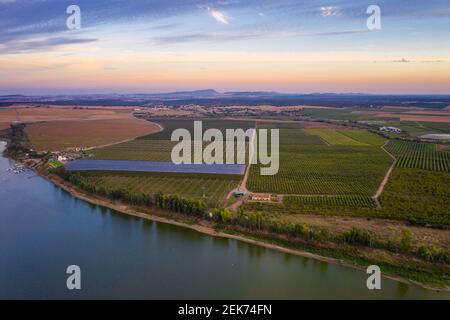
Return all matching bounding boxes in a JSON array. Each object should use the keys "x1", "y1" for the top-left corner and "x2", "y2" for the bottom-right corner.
[{"x1": 0, "y1": 141, "x2": 448, "y2": 299}]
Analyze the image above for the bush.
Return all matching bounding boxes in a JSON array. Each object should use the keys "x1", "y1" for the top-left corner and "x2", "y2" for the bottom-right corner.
[
  {"x1": 400, "y1": 229, "x2": 412, "y2": 252},
  {"x1": 417, "y1": 246, "x2": 450, "y2": 264},
  {"x1": 341, "y1": 228, "x2": 373, "y2": 247}
]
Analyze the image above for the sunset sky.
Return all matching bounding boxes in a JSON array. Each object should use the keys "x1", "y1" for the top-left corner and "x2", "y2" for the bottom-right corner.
[{"x1": 0, "y1": 0, "x2": 449, "y2": 94}]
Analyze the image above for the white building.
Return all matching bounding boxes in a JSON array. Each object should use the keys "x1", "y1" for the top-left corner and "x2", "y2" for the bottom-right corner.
[{"x1": 380, "y1": 126, "x2": 402, "y2": 133}]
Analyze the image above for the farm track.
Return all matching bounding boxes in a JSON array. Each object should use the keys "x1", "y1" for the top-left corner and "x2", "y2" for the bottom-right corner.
[
  {"x1": 373, "y1": 140, "x2": 397, "y2": 208},
  {"x1": 226, "y1": 122, "x2": 257, "y2": 210}
]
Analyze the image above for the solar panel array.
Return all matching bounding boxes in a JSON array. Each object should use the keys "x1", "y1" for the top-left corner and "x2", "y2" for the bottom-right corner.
[{"x1": 64, "y1": 159, "x2": 246, "y2": 175}]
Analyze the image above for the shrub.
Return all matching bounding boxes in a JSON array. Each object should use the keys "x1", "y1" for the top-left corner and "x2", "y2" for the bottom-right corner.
[
  {"x1": 399, "y1": 229, "x2": 412, "y2": 252},
  {"x1": 417, "y1": 246, "x2": 450, "y2": 264},
  {"x1": 341, "y1": 228, "x2": 373, "y2": 247}
]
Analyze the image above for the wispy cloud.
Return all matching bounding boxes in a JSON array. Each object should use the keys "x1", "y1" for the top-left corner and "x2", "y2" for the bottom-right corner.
[
  {"x1": 207, "y1": 7, "x2": 229, "y2": 24},
  {"x1": 0, "y1": 37, "x2": 97, "y2": 54},
  {"x1": 390, "y1": 58, "x2": 443, "y2": 63},
  {"x1": 150, "y1": 29, "x2": 371, "y2": 46},
  {"x1": 320, "y1": 6, "x2": 341, "y2": 17}
]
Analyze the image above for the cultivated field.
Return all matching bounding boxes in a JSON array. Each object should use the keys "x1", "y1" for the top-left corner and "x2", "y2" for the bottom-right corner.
[
  {"x1": 84, "y1": 118, "x2": 256, "y2": 206},
  {"x1": 247, "y1": 128, "x2": 392, "y2": 195},
  {"x1": 380, "y1": 168, "x2": 450, "y2": 225},
  {"x1": 78, "y1": 171, "x2": 241, "y2": 207},
  {"x1": 385, "y1": 141, "x2": 450, "y2": 172},
  {"x1": 305, "y1": 129, "x2": 368, "y2": 146},
  {"x1": 284, "y1": 195, "x2": 376, "y2": 209},
  {"x1": 25, "y1": 118, "x2": 161, "y2": 151}
]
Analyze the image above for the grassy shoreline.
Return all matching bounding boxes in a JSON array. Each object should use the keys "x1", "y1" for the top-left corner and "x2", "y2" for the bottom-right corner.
[{"x1": 39, "y1": 169, "x2": 450, "y2": 292}]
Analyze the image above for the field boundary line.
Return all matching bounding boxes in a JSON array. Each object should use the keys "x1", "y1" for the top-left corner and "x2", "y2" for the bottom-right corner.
[{"x1": 88, "y1": 120, "x2": 164, "y2": 150}]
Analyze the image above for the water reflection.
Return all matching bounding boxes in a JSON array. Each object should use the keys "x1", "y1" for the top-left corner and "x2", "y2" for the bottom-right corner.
[{"x1": 0, "y1": 141, "x2": 448, "y2": 300}]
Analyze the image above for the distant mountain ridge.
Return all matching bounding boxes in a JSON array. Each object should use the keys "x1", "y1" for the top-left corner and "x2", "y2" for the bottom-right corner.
[{"x1": 1, "y1": 90, "x2": 449, "y2": 109}]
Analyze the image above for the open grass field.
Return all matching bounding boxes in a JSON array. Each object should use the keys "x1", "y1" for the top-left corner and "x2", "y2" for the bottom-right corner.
[
  {"x1": 385, "y1": 140, "x2": 450, "y2": 172},
  {"x1": 299, "y1": 108, "x2": 387, "y2": 121},
  {"x1": 305, "y1": 129, "x2": 369, "y2": 146},
  {"x1": 247, "y1": 128, "x2": 392, "y2": 195},
  {"x1": 337, "y1": 130, "x2": 386, "y2": 146},
  {"x1": 78, "y1": 171, "x2": 240, "y2": 207},
  {"x1": 25, "y1": 118, "x2": 161, "y2": 151}
]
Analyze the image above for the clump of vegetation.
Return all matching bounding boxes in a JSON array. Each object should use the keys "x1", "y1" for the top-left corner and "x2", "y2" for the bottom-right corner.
[
  {"x1": 417, "y1": 246, "x2": 450, "y2": 264},
  {"x1": 399, "y1": 229, "x2": 412, "y2": 252},
  {"x1": 340, "y1": 228, "x2": 373, "y2": 247},
  {"x1": 5, "y1": 123, "x2": 30, "y2": 159}
]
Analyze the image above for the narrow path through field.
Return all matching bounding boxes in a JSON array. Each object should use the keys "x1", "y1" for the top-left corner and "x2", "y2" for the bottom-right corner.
[
  {"x1": 373, "y1": 140, "x2": 397, "y2": 208},
  {"x1": 226, "y1": 122, "x2": 257, "y2": 210}
]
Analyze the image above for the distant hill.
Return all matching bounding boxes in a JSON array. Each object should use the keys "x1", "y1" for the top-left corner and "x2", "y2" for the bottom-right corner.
[{"x1": 1, "y1": 91, "x2": 449, "y2": 109}]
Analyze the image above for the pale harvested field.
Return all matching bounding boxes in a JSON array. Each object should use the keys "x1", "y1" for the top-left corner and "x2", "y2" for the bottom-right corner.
[
  {"x1": 354, "y1": 110, "x2": 450, "y2": 123},
  {"x1": 26, "y1": 118, "x2": 161, "y2": 151},
  {"x1": 379, "y1": 114, "x2": 450, "y2": 123},
  {"x1": 381, "y1": 106, "x2": 425, "y2": 111},
  {"x1": 403, "y1": 110, "x2": 450, "y2": 116},
  {"x1": 362, "y1": 110, "x2": 450, "y2": 117},
  {"x1": 224, "y1": 117, "x2": 348, "y2": 129},
  {"x1": 0, "y1": 122, "x2": 10, "y2": 130},
  {"x1": 0, "y1": 105, "x2": 137, "y2": 126},
  {"x1": 144, "y1": 107, "x2": 196, "y2": 117},
  {"x1": 218, "y1": 105, "x2": 334, "y2": 112}
]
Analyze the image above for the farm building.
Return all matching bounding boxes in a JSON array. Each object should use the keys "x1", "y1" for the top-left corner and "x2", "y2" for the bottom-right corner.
[
  {"x1": 419, "y1": 134, "x2": 450, "y2": 142},
  {"x1": 380, "y1": 126, "x2": 402, "y2": 133},
  {"x1": 248, "y1": 194, "x2": 272, "y2": 202}
]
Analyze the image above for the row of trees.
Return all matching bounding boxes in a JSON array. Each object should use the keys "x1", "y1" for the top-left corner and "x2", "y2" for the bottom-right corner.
[
  {"x1": 54, "y1": 168, "x2": 449, "y2": 265},
  {"x1": 154, "y1": 192, "x2": 206, "y2": 217},
  {"x1": 5, "y1": 124, "x2": 30, "y2": 159},
  {"x1": 55, "y1": 168, "x2": 206, "y2": 218}
]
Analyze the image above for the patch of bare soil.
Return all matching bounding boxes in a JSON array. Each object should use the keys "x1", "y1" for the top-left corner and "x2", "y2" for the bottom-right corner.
[
  {"x1": 25, "y1": 118, "x2": 160, "y2": 151},
  {"x1": 282, "y1": 214, "x2": 450, "y2": 250}
]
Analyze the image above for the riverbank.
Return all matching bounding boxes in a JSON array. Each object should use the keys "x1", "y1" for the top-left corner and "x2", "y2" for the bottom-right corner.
[
  {"x1": 1, "y1": 138, "x2": 448, "y2": 293},
  {"x1": 41, "y1": 168, "x2": 449, "y2": 292}
]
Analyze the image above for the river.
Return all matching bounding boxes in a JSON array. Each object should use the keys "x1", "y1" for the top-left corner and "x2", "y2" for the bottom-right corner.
[{"x1": 0, "y1": 141, "x2": 448, "y2": 299}]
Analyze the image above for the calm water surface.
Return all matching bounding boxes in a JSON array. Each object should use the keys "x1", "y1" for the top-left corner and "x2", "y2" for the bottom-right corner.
[{"x1": 0, "y1": 141, "x2": 448, "y2": 299}]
